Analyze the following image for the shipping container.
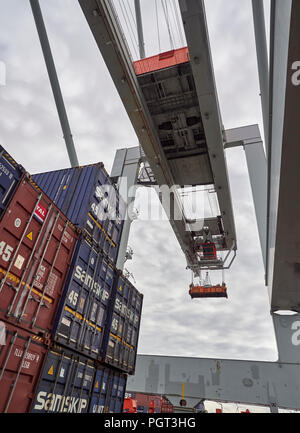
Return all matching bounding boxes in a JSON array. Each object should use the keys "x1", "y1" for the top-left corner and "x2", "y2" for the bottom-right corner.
[
  {"x1": 124, "y1": 391, "x2": 135, "y2": 399},
  {"x1": 102, "y1": 272, "x2": 143, "y2": 374},
  {"x1": 51, "y1": 235, "x2": 116, "y2": 360},
  {"x1": 134, "y1": 393, "x2": 162, "y2": 413},
  {"x1": 137, "y1": 404, "x2": 147, "y2": 413},
  {"x1": 123, "y1": 397, "x2": 137, "y2": 413},
  {"x1": 0, "y1": 145, "x2": 25, "y2": 220},
  {"x1": 89, "y1": 364, "x2": 127, "y2": 413},
  {"x1": 32, "y1": 163, "x2": 126, "y2": 264},
  {"x1": 0, "y1": 175, "x2": 79, "y2": 337},
  {"x1": 30, "y1": 346, "x2": 95, "y2": 413},
  {"x1": 0, "y1": 321, "x2": 48, "y2": 413},
  {"x1": 161, "y1": 398, "x2": 174, "y2": 413}
]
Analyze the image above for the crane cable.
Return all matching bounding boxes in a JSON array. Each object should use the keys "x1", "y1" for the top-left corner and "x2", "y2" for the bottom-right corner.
[
  {"x1": 122, "y1": 0, "x2": 139, "y2": 54},
  {"x1": 126, "y1": 0, "x2": 137, "y2": 28},
  {"x1": 161, "y1": 0, "x2": 175, "y2": 50},
  {"x1": 171, "y1": 0, "x2": 185, "y2": 47},
  {"x1": 117, "y1": 0, "x2": 139, "y2": 59},
  {"x1": 115, "y1": 0, "x2": 185, "y2": 58},
  {"x1": 168, "y1": 0, "x2": 180, "y2": 48},
  {"x1": 164, "y1": 0, "x2": 185, "y2": 50},
  {"x1": 161, "y1": 0, "x2": 185, "y2": 51},
  {"x1": 155, "y1": 0, "x2": 161, "y2": 53}
]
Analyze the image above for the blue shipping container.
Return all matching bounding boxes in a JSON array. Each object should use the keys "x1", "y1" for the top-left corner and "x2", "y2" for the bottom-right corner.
[
  {"x1": 102, "y1": 272, "x2": 143, "y2": 375},
  {"x1": 0, "y1": 145, "x2": 25, "y2": 219},
  {"x1": 52, "y1": 234, "x2": 117, "y2": 360},
  {"x1": 32, "y1": 163, "x2": 126, "y2": 263},
  {"x1": 31, "y1": 348, "x2": 95, "y2": 413},
  {"x1": 89, "y1": 365, "x2": 127, "y2": 413}
]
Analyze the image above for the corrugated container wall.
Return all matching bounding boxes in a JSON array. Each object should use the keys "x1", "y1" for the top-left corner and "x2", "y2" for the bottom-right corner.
[
  {"x1": 134, "y1": 393, "x2": 162, "y2": 413},
  {"x1": 30, "y1": 346, "x2": 127, "y2": 413},
  {"x1": 30, "y1": 347, "x2": 96, "y2": 413},
  {"x1": 161, "y1": 398, "x2": 174, "y2": 413},
  {"x1": 89, "y1": 364, "x2": 127, "y2": 413},
  {"x1": 102, "y1": 272, "x2": 143, "y2": 375},
  {"x1": 0, "y1": 175, "x2": 79, "y2": 337},
  {"x1": 32, "y1": 164, "x2": 126, "y2": 264},
  {"x1": 0, "y1": 322, "x2": 48, "y2": 413},
  {"x1": 0, "y1": 145, "x2": 25, "y2": 220},
  {"x1": 51, "y1": 234, "x2": 116, "y2": 360}
]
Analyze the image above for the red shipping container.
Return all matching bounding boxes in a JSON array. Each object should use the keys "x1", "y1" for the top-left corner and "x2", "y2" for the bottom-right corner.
[
  {"x1": 0, "y1": 174, "x2": 79, "y2": 338},
  {"x1": 135, "y1": 393, "x2": 162, "y2": 410},
  {"x1": 161, "y1": 396, "x2": 174, "y2": 413},
  {"x1": 0, "y1": 321, "x2": 48, "y2": 413}
]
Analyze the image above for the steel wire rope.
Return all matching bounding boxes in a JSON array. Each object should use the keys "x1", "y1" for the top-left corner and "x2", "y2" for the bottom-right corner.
[
  {"x1": 170, "y1": 0, "x2": 185, "y2": 47},
  {"x1": 222, "y1": 267, "x2": 225, "y2": 284},
  {"x1": 155, "y1": 0, "x2": 161, "y2": 53},
  {"x1": 126, "y1": 0, "x2": 137, "y2": 28},
  {"x1": 167, "y1": 0, "x2": 179, "y2": 47},
  {"x1": 166, "y1": 0, "x2": 174, "y2": 46},
  {"x1": 123, "y1": 0, "x2": 139, "y2": 48},
  {"x1": 165, "y1": 0, "x2": 176, "y2": 49},
  {"x1": 161, "y1": 0, "x2": 175, "y2": 50},
  {"x1": 117, "y1": 0, "x2": 139, "y2": 59},
  {"x1": 165, "y1": 0, "x2": 181, "y2": 48},
  {"x1": 119, "y1": 0, "x2": 139, "y2": 57}
]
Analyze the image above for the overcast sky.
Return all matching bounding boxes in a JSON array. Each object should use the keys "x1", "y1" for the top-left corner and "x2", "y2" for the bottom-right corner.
[{"x1": 0, "y1": 0, "x2": 278, "y2": 376}]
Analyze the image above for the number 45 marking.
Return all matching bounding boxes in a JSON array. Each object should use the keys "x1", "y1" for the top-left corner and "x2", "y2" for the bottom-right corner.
[
  {"x1": 0, "y1": 241, "x2": 14, "y2": 262},
  {"x1": 68, "y1": 290, "x2": 78, "y2": 307}
]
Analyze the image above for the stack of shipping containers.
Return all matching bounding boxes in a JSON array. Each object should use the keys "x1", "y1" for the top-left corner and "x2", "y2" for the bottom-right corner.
[{"x1": 0, "y1": 147, "x2": 143, "y2": 413}]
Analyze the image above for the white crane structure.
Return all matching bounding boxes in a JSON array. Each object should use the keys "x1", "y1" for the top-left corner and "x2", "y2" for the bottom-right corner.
[{"x1": 30, "y1": 0, "x2": 300, "y2": 413}]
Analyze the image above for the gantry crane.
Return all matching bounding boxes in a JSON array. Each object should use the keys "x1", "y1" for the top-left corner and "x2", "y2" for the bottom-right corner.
[{"x1": 29, "y1": 0, "x2": 300, "y2": 412}]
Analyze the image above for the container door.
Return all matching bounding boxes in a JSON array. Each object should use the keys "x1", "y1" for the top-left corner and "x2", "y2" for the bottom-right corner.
[
  {"x1": 52, "y1": 238, "x2": 116, "y2": 360},
  {"x1": 0, "y1": 322, "x2": 47, "y2": 413},
  {"x1": 31, "y1": 349, "x2": 95, "y2": 413},
  {"x1": 0, "y1": 177, "x2": 78, "y2": 336}
]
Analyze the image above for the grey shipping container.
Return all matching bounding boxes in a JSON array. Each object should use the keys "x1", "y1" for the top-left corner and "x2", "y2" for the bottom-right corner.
[
  {"x1": 102, "y1": 271, "x2": 143, "y2": 375},
  {"x1": 32, "y1": 163, "x2": 126, "y2": 264}
]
